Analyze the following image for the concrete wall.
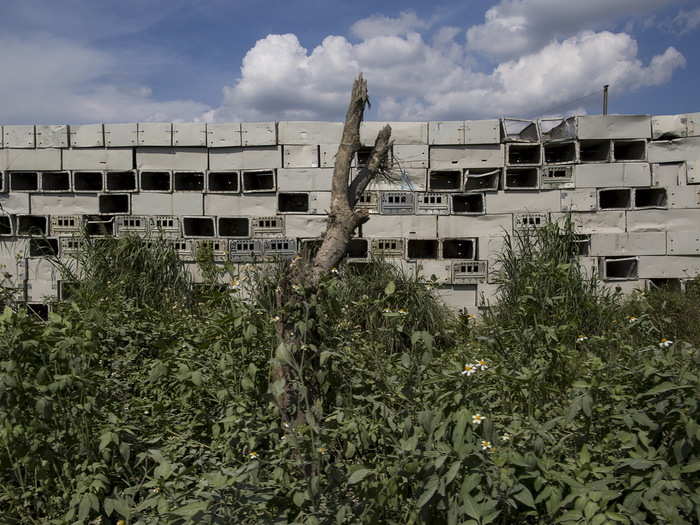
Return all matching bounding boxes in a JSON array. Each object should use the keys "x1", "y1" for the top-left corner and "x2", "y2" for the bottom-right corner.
[{"x1": 2, "y1": 114, "x2": 700, "y2": 315}]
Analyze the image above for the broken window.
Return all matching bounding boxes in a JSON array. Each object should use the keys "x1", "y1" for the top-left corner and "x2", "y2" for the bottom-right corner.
[
  {"x1": 544, "y1": 142, "x2": 577, "y2": 164},
  {"x1": 74, "y1": 171, "x2": 103, "y2": 192},
  {"x1": 41, "y1": 171, "x2": 70, "y2": 191},
  {"x1": 407, "y1": 239, "x2": 439, "y2": 259},
  {"x1": 613, "y1": 140, "x2": 646, "y2": 162},
  {"x1": 429, "y1": 170, "x2": 462, "y2": 191},
  {"x1": 579, "y1": 140, "x2": 611, "y2": 162},
  {"x1": 0, "y1": 216, "x2": 12, "y2": 236},
  {"x1": 26, "y1": 303, "x2": 49, "y2": 321},
  {"x1": 604, "y1": 257, "x2": 638, "y2": 280},
  {"x1": 243, "y1": 170, "x2": 276, "y2": 192},
  {"x1": 442, "y1": 238, "x2": 476, "y2": 259},
  {"x1": 502, "y1": 118, "x2": 539, "y2": 142},
  {"x1": 507, "y1": 144, "x2": 541, "y2": 165},
  {"x1": 599, "y1": 188, "x2": 631, "y2": 209},
  {"x1": 29, "y1": 238, "x2": 58, "y2": 257},
  {"x1": 173, "y1": 171, "x2": 205, "y2": 191},
  {"x1": 85, "y1": 216, "x2": 114, "y2": 236},
  {"x1": 9, "y1": 172, "x2": 38, "y2": 191},
  {"x1": 182, "y1": 217, "x2": 215, "y2": 237},
  {"x1": 140, "y1": 171, "x2": 171, "y2": 191},
  {"x1": 98, "y1": 194, "x2": 130, "y2": 214},
  {"x1": 207, "y1": 171, "x2": 239, "y2": 192},
  {"x1": 635, "y1": 188, "x2": 667, "y2": 208},
  {"x1": 451, "y1": 194, "x2": 485, "y2": 214},
  {"x1": 539, "y1": 117, "x2": 576, "y2": 142},
  {"x1": 504, "y1": 168, "x2": 539, "y2": 189},
  {"x1": 649, "y1": 278, "x2": 681, "y2": 292},
  {"x1": 218, "y1": 217, "x2": 249, "y2": 238},
  {"x1": 17, "y1": 215, "x2": 48, "y2": 236},
  {"x1": 464, "y1": 168, "x2": 499, "y2": 192},
  {"x1": 278, "y1": 192, "x2": 309, "y2": 213}
]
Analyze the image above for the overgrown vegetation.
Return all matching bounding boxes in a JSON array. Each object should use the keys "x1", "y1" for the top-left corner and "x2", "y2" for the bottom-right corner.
[{"x1": 1, "y1": 222, "x2": 699, "y2": 524}]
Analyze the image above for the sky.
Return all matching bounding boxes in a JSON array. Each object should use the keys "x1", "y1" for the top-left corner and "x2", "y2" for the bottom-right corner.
[{"x1": 0, "y1": 0, "x2": 699, "y2": 124}]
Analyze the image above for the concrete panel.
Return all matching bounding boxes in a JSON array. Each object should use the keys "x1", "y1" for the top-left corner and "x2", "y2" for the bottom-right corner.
[
  {"x1": 283, "y1": 145, "x2": 319, "y2": 168},
  {"x1": 627, "y1": 209, "x2": 700, "y2": 232},
  {"x1": 361, "y1": 122, "x2": 428, "y2": 146},
  {"x1": 429, "y1": 144, "x2": 505, "y2": 169},
  {"x1": 648, "y1": 137, "x2": 700, "y2": 163},
  {"x1": 589, "y1": 232, "x2": 666, "y2": 256},
  {"x1": 577, "y1": 115, "x2": 651, "y2": 140},
  {"x1": 393, "y1": 144, "x2": 428, "y2": 168},
  {"x1": 465, "y1": 119, "x2": 501, "y2": 144},
  {"x1": 36, "y1": 125, "x2": 68, "y2": 148},
  {"x1": 415, "y1": 260, "x2": 452, "y2": 284},
  {"x1": 485, "y1": 190, "x2": 561, "y2": 214},
  {"x1": 69, "y1": 124, "x2": 104, "y2": 148},
  {"x1": 429, "y1": 121, "x2": 464, "y2": 145},
  {"x1": 437, "y1": 214, "x2": 512, "y2": 237},
  {"x1": 207, "y1": 123, "x2": 242, "y2": 148},
  {"x1": 319, "y1": 144, "x2": 340, "y2": 168},
  {"x1": 688, "y1": 161, "x2": 700, "y2": 184},
  {"x1": 638, "y1": 256, "x2": 700, "y2": 279},
  {"x1": 667, "y1": 232, "x2": 700, "y2": 255},
  {"x1": 172, "y1": 193, "x2": 204, "y2": 215},
  {"x1": 277, "y1": 168, "x2": 333, "y2": 191},
  {"x1": 63, "y1": 148, "x2": 133, "y2": 171},
  {"x1": 131, "y1": 193, "x2": 173, "y2": 215},
  {"x1": 574, "y1": 163, "x2": 651, "y2": 188},
  {"x1": 25, "y1": 260, "x2": 58, "y2": 302},
  {"x1": 551, "y1": 211, "x2": 626, "y2": 234},
  {"x1": 363, "y1": 215, "x2": 438, "y2": 237},
  {"x1": 209, "y1": 146, "x2": 282, "y2": 170},
  {"x1": 434, "y1": 285, "x2": 477, "y2": 309},
  {"x1": 173, "y1": 123, "x2": 206, "y2": 146},
  {"x1": 687, "y1": 113, "x2": 700, "y2": 137},
  {"x1": 652, "y1": 114, "x2": 687, "y2": 140},
  {"x1": 1, "y1": 149, "x2": 62, "y2": 171},
  {"x1": 242, "y1": 122, "x2": 277, "y2": 146},
  {"x1": 30, "y1": 194, "x2": 99, "y2": 214},
  {"x1": 667, "y1": 186, "x2": 700, "y2": 208},
  {"x1": 560, "y1": 189, "x2": 597, "y2": 212},
  {"x1": 307, "y1": 192, "x2": 331, "y2": 214},
  {"x1": 136, "y1": 148, "x2": 208, "y2": 170},
  {"x1": 363, "y1": 168, "x2": 427, "y2": 192},
  {"x1": 651, "y1": 162, "x2": 683, "y2": 187},
  {"x1": 104, "y1": 123, "x2": 138, "y2": 147},
  {"x1": 0, "y1": 193, "x2": 30, "y2": 214},
  {"x1": 3, "y1": 125, "x2": 35, "y2": 148},
  {"x1": 278, "y1": 121, "x2": 342, "y2": 144},
  {"x1": 137, "y1": 122, "x2": 172, "y2": 146},
  {"x1": 203, "y1": 194, "x2": 277, "y2": 216},
  {"x1": 285, "y1": 215, "x2": 328, "y2": 238}
]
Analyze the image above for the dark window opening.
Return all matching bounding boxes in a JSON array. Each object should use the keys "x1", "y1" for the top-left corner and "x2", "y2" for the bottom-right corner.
[
  {"x1": 348, "y1": 238, "x2": 368, "y2": 258},
  {"x1": 218, "y1": 217, "x2": 249, "y2": 237},
  {"x1": 183, "y1": 217, "x2": 215, "y2": 237},
  {"x1": 505, "y1": 168, "x2": 539, "y2": 189},
  {"x1": 599, "y1": 189, "x2": 631, "y2": 209},
  {"x1": 173, "y1": 171, "x2": 204, "y2": 191},
  {"x1": 429, "y1": 170, "x2": 461, "y2": 191},
  {"x1": 635, "y1": 188, "x2": 667, "y2": 208},
  {"x1": 614, "y1": 140, "x2": 646, "y2": 161},
  {"x1": 140, "y1": 171, "x2": 171, "y2": 191},
  {"x1": 356, "y1": 147, "x2": 373, "y2": 167},
  {"x1": 464, "y1": 169, "x2": 499, "y2": 192},
  {"x1": 442, "y1": 239, "x2": 475, "y2": 259},
  {"x1": 605, "y1": 257, "x2": 638, "y2": 280},
  {"x1": 580, "y1": 140, "x2": 610, "y2": 162},
  {"x1": 17, "y1": 215, "x2": 47, "y2": 235},
  {"x1": 29, "y1": 238, "x2": 58, "y2": 257},
  {"x1": 544, "y1": 142, "x2": 576, "y2": 163},
  {"x1": 649, "y1": 278, "x2": 682, "y2": 292},
  {"x1": 86, "y1": 216, "x2": 114, "y2": 236},
  {"x1": 10, "y1": 172, "x2": 38, "y2": 191},
  {"x1": 452, "y1": 194, "x2": 484, "y2": 214},
  {"x1": 26, "y1": 303, "x2": 49, "y2": 321},
  {"x1": 569, "y1": 234, "x2": 590, "y2": 256},
  {"x1": 508, "y1": 144, "x2": 541, "y2": 164},
  {"x1": 0, "y1": 216, "x2": 12, "y2": 235},
  {"x1": 208, "y1": 171, "x2": 238, "y2": 192},
  {"x1": 74, "y1": 171, "x2": 103, "y2": 192},
  {"x1": 407, "y1": 239, "x2": 439, "y2": 259},
  {"x1": 41, "y1": 171, "x2": 70, "y2": 191},
  {"x1": 106, "y1": 171, "x2": 137, "y2": 191},
  {"x1": 99, "y1": 194, "x2": 129, "y2": 214},
  {"x1": 243, "y1": 170, "x2": 275, "y2": 192},
  {"x1": 279, "y1": 192, "x2": 309, "y2": 213}
]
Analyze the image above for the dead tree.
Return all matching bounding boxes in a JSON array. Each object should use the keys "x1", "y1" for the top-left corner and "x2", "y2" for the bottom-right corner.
[{"x1": 272, "y1": 74, "x2": 392, "y2": 425}]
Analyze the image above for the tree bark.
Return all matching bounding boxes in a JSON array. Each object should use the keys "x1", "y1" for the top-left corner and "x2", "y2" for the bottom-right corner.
[{"x1": 272, "y1": 74, "x2": 392, "y2": 424}]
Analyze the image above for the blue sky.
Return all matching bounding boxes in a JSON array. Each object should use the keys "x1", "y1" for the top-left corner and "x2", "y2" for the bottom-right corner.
[{"x1": 0, "y1": 0, "x2": 698, "y2": 124}]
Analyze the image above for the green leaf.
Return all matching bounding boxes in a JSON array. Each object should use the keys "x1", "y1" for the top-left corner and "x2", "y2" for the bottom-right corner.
[
  {"x1": 681, "y1": 461, "x2": 700, "y2": 474},
  {"x1": 348, "y1": 468, "x2": 372, "y2": 484},
  {"x1": 172, "y1": 501, "x2": 208, "y2": 518},
  {"x1": 293, "y1": 491, "x2": 306, "y2": 507},
  {"x1": 417, "y1": 476, "x2": 439, "y2": 508},
  {"x1": 513, "y1": 486, "x2": 536, "y2": 509},
  {"x1": 445, "y1": 461, "x2": 461, "y2": 486},
  {"x1": 461, "y1": 493, "x2": 481, "y2": 520},
  {"x1": 640, "y1": 382, "x2": 692, "y2": 397},
  {"x1": 384, "y1": 281, "x2": 396, "y2": 296}
]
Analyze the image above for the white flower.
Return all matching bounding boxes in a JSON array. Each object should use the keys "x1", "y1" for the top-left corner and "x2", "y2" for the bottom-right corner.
[
  {"x1": 501, "y1": 433, "x2": 511, "y2": 442},
  {"x1": 576, "y1": 335, "x2": 588, "y2": 343},
  {"x1": 476, "y1": 359, "x2": 488, "y2": 370},
  {"x1": 481, "y1": 440, "x2": 492, "y2": 450},
  {"x1": 330, "y1": 268, "x2": 339, "y2": 275},
  {"x1": 271, "y1": 315, "x2": 280, "y2": 323},
  {"x1": 230, "y1": 279, "x2": 241, "y2": 289},
  {"x1": 248, "y1": 451, "x2": 258, "y2": 459},
  {"x1": 627, "y1": 316, "x2": 638, "y2": 323},
  {"x1": 398, "y1": 308, "x2": 408, "y2": 315},
  {"x1": 659, "y1": 338, "x2": 673, "y2": 348},
  {"x1": 472, "y1": 414, "x2": 485, "y2": 425},
  {"x1": 462, "y1": 364, "x2": 478, "y2": 376}
]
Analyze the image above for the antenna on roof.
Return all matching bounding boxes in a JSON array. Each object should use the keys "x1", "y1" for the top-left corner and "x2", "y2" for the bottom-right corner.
[{"x1": 603, "y1": 85, "x2": 609, "y2": 115}]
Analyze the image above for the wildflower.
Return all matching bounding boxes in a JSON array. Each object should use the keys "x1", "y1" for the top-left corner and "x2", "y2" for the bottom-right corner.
[
  {"x1": 248, "y1": 451, "x2": 258, "y2": 459},
  {"x1": 318, "y1": 447, "x2": 327, "y2": 454},
  {"x1": 292, "y1": 284, "x2": 303, "y2": 294},
  {"x1": 659, "y1": 338, "x2": 673, "y2": 348},
  {"x1": 151, "y1": 487, "x2": 160, "y2": 493},
  {"x1": 271, "y1": 315, "x2": 280, "y2": 323},
  {"x1": 330, "y1": 268, "x2": 339, "y2": 275},
  {"x1": 476, "y1": 359, "x2": 488, "y2": 370},
  {"x1": 472, "y1": 414, "x2": 485, "y2": 425},
  {"x1": 462, "y1": 364, "x2": 478, "y2": 376},
  {"x1": 467, "y1": 313, "x2": 477, "y2": 320},
  {"x1": 481, "y1": 440, "x2": 492, "y2": 450},
  {"x1": 576, "y1": 335, "x2": 588, "y2": 343},
  {"x1": 398, "y1": 308, "x2": 408, "y2": 315},
  {"x1": 383, "y1": 308, "x2": 392, "y2": 314},
  {"x1": 283, "y1": 422, "x2": 290, "y2": 429},
  {"x1": 501, "y1": 433, "x2": 511, "y2": 442},
  {"x1": 627, "y1": 316, "x2": 638, "y2": 323},
  {"x1": 230, "y1": 279, "x2": 240, "y2": 289}
]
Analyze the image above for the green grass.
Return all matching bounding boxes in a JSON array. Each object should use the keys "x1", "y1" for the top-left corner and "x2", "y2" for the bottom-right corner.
[{"x1": 0, "y1": 230, "x2": 698, "y2": 524}]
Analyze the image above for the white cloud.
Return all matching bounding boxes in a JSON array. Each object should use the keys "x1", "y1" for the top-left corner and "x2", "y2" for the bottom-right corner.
[
  {"x1": 672, "y1": 7, "x2": 700, "y2": 34},
  {"x1": 209, "y1": 24, "x2": 685, "y2": 122},
  {"x1": 350, "y1": 11, "x2": 428, "y2": 40},
  {"x1": 0, "y1": 36, "x2": 210, "y2": 124},
  {"x1": 466, "y1": 0, "x2": 679, "y2": 59}
]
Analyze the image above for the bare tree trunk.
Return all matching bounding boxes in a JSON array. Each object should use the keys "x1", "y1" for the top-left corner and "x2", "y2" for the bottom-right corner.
[{"x1": 272, "y1": 74, "x2": 392, "y2": 425}]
